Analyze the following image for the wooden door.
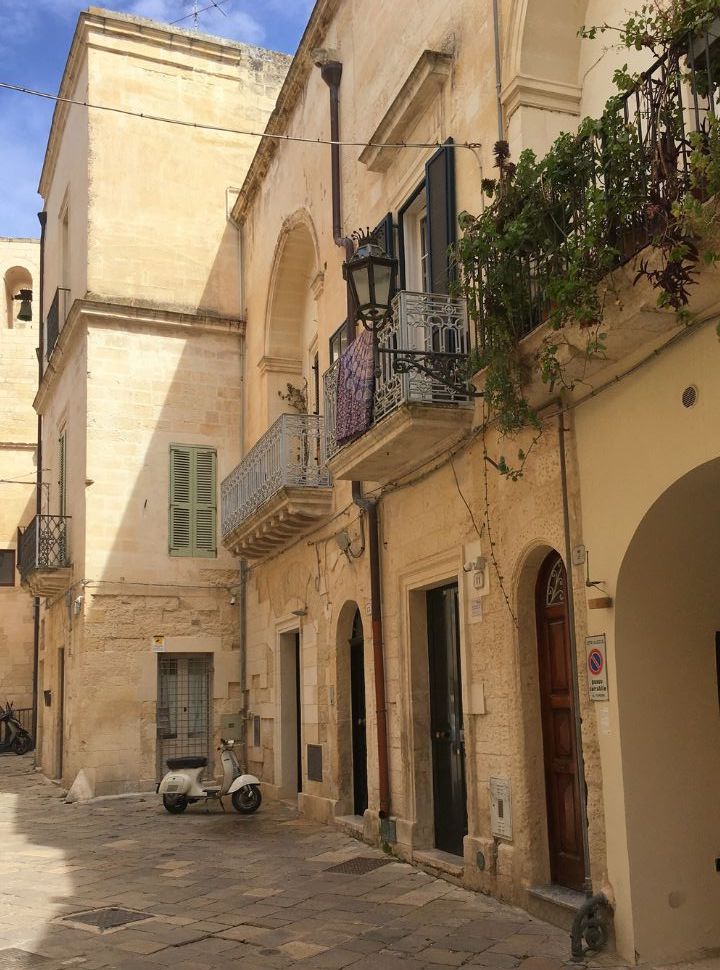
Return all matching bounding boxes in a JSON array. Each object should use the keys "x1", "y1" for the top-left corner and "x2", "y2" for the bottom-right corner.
[
  {"x1": 535, "y1": 552, "x2": 584, "y2": 890},
  {"x1": 349, "y1": 609, "x2": 368, "y2": 815},
  {"x1": 427, "y1": 584, "x2": 467, "y2": 856},
  {"x1": 295, "y1": 633, "x2": 302, "y2": 794}
]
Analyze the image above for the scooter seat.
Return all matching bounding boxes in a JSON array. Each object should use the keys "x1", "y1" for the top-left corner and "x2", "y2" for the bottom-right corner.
[{"x1": 166, "y1": 756, "x2": 207, "y2": 770}]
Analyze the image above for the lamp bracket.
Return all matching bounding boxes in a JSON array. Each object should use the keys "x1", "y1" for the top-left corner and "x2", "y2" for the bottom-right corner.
[{"x1": 377, "y1": 346, "x2": 483, "y2": 399}]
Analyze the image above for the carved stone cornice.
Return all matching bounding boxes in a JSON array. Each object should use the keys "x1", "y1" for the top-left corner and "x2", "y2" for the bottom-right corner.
[
  {"x1": 359, "y1": 50, "x2": 453, "y2": 173},
  {"x1": 501, "y1": 73, "x2": 582, "y2": 121}
]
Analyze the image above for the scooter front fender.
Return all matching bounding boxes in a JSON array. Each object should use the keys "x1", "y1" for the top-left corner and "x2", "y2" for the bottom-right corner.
[
  {"x1": 158, "y1": 772, "x2": 192, "y2": 796},
  {"x1": 227, "y1": 773, "x2": 260, "y2": 794}
]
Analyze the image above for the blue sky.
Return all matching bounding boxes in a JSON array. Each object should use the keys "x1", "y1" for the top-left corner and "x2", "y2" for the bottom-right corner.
[{"x1": 0, "y1": 0, "x2": 311, "y2": 238}]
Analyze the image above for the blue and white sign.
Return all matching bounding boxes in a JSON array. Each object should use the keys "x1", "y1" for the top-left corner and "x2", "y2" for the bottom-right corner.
[{"x1": 585, "y1": 634, "x2": 609, "y2": 701}]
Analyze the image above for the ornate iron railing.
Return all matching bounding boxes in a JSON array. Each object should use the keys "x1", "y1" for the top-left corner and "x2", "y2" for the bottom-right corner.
[
  {"x1": 473, "y1": 24, "x2": 720, "y2": 348},
  {"x1": 323, "y1": 291, "x2": 473, "y2": 461},
  {"x1": 45, "y1": 287, "x2": 70, "y2": 360},
  {"x1": 18, "y1": 515, "x2": 70, "y2": 577},
  {"x1": 221, "y1": 413, "x2": 331, "y2": 539}
]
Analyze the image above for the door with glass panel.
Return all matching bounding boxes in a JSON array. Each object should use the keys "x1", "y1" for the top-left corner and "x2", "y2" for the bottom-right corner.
[{"x1": 157, "y1": 655, "x2": 211, "y2": 776}]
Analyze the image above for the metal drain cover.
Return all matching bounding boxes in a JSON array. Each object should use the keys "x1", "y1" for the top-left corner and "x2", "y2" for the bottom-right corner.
[
  {"x1": 326, "y1": 856, "x2": 393, "y2": 875},
  {"x1": 60, "y1": 907, "x2": 153, "y2": 934},
  {"x1": 0, "y1": 950, "x2": 51, "y2": 968}
]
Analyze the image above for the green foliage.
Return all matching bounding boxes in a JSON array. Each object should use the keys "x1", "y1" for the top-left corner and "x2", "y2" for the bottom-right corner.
[{"x1": 456, "y1": 0, "x2": 720, "y2": 476}]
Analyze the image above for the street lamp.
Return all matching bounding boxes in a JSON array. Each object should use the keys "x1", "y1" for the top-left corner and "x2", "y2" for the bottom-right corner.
[
  {"x1": 14, "y1": 289, "x2": 32, "y2": 323},
  {"x1": 342, "y1": 230, "x2": 398, "y2": 330}
]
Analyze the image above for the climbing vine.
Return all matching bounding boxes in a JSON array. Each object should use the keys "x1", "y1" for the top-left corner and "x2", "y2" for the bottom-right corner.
[{"x1": 455, "y1": 0, "x2": 720, "y2": 475}]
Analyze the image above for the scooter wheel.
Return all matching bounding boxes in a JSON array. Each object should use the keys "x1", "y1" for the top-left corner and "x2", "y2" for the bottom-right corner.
[
  {"x1": 231, "y1": 784, "x2": 262, "y2": 814},
  {"x1": 162, "y1": 794, "x2": 188, "y2": 814},
  {"x1": 13, "y1": 733, "x2": 33, "y2": 756}
]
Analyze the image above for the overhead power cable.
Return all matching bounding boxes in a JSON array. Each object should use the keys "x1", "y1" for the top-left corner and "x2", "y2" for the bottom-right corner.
[
  {"x1": 0, "y1": 80, "x2": 481, "y2": 152},
  {"x1": 170, "y1": 0, "x2": 230, "y2": 25}
]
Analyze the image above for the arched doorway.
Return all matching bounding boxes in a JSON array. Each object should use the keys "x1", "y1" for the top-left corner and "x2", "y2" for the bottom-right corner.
[
  {"x1": 615, "y1": 459, "x2": 720, "y2": 961},
  {"x1": 349, "y1": 609, "x2": 368, "y2": 816},
  {"x1": 535, "y1": 551, "x2": 584, "y2": 890}
]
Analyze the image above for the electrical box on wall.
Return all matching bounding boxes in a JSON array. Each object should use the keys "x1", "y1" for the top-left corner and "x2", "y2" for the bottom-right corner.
[
  {"x1": 489, "y1": 776, "x2": 513, "y2": 840},
  {"x1": 220, "y1": 713, "x2": 244, "y2": 740}
]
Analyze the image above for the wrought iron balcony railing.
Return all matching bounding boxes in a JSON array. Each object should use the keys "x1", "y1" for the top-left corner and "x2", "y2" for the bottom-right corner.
[
  {"x1": 323, "y1": 290, "x2": 472, "y2": 461},
  {"x1": 473, "y1": 23, "x2": 720, "y2": 349},
  {"x1": 18, "y1": 515, "x2": 70, "y2": 578},
  {"x1": 221, "y1": 413, "x2": 331, "y2": 540},
  {"x1": 45, "y1": 287, "x2": 70, "y2": 360}
]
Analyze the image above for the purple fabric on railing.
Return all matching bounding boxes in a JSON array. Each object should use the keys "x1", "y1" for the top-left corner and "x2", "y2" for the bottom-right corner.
[{"x1": 336, "y1": 330, "x2": 375, "y2": 445}]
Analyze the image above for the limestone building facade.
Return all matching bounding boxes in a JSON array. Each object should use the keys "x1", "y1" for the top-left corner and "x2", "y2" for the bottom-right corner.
[
  {"x1": 22, "y1": 8, "x2": 289, "y2": 794},
  {"x1": 0, "y1": 237, "x2": 40, "y2": 713},
  {"x1": 219, "y1": 0, "x2": 720, "y2": 964}
]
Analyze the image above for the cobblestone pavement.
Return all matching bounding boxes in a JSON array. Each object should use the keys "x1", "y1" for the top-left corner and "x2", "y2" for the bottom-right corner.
[{"x1": 0, "y1": 757, "x2": 633, "y2": 970}]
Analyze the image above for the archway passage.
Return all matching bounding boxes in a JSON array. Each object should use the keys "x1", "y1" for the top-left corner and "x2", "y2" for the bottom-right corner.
[
  {"x1": 615, "y1": 459, "x2": 720, "y2": 962},
  {"x1": 535, "y1": 551, "x2": 584, "y2": 890},
  {"x1": 349, "y1": 609, "x2": 368, "y2": 816}
]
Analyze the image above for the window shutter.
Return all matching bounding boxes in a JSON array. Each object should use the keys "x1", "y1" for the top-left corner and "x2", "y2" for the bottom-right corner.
[
  {"x1": 169, "y1": 446, "x2": 192, "y2": 556},
  {"x1": 58, "y1": 431, "x2": 67, "y2": 516},
  {"x1": 373, "y1": 212, "x2": 395, "y2": 257},
  {"x1": 193, "y1": 448, "x2": 217, "y2": 558},
  {"x1": 425, "y1": 139, "x2": 456, "y2": 294}
]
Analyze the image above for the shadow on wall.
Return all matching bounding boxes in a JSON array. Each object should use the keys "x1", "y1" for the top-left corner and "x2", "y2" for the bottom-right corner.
[{"x1": 614, "y1": 457, "x2": 720, "y2": 964}]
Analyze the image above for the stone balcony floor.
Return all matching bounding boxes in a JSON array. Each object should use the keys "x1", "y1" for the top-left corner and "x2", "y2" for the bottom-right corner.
[{"x1": 0, "y1": 755, "x2": 709, "y2": 970}]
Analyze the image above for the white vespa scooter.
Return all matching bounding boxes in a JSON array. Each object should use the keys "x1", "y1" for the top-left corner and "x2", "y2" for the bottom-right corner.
[{"x1": 157, "y1": 738, "x2": 262, "y2": 815}]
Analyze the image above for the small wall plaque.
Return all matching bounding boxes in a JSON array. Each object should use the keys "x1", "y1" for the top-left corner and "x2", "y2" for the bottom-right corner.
[
  {"x1": 489, "y1": 776, "x2": 512, "y2": 840},
  {"x1": 307, "y1": 743, "x2": 323, "y2": 782}
]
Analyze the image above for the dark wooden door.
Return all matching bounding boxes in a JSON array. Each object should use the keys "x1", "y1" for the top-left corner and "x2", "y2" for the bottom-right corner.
[
  {"x1": 535, "y1": 552, "x2": 584, "y2": 891},
  {"x1": 349, "y1": 609, "x2": 368, "y2": 815},
  {"x1": 295, "y1": 633, "x2": 302, "y2": 794},
  {"x1": 427, "y1": 584, "x2": 467, "y2": 856}
]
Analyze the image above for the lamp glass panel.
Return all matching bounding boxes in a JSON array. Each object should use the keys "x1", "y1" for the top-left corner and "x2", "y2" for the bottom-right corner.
[
  {"x1": 373, "y1": 263, "x2": 392, "y2": 307},
  {"x1": 352, "y1": 262, "x2": 371, "y2": 308}
]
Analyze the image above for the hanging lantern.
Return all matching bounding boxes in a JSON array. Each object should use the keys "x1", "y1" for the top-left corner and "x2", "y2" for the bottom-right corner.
[{"x1": 343, "y1": 230, "x2": 398, "y2": 330}]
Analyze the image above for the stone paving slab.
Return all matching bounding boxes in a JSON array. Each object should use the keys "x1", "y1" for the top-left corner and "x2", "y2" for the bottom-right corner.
[{"x1": 0, "y1": 756, "x2": 650, "y2": 970}]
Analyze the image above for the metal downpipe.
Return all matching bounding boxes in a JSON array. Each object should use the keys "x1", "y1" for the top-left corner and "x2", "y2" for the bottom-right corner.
[
  {"x1": 31, "y1": 211, "x2": 47, "y2": 746},
  {"x1": 352, "y1": 481, "x2": 390, "y2": 819}
]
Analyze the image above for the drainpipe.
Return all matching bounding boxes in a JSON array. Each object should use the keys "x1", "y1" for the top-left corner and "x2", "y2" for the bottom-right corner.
[
  {"x1": 317, "y1": 56, "x2": 391, "y2": 820},
  {"x1": 557, "y1": 412, "x2": 592, "y2": 894},
  {"x1": 31, "y1": 211, "x2": 47, "y2": 745},
  {"x1": 352, "y1": 482, "x2": 390, "y2": 819},
  {"x1": 492, "y1": 0, "x2": 504, "y2": 140},
  {"x1": 317, "y1": 57, "x2": 356, "y2": 344}
]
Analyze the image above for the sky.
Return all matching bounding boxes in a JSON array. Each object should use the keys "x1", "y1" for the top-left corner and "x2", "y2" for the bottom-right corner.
[{"x1": 0, "y1": 0, "x2": 312, "y2": 238}]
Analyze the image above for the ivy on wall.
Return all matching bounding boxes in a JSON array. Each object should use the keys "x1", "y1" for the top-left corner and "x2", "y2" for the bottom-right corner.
[{"x1": 455, "y1": 0, "x2": 720, "y2": 474}]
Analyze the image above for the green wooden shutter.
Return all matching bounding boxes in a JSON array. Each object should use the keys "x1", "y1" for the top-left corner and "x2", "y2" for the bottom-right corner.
[
  {"x1": 193, "y1": 447, "x2": 217, "y2": 558},
  {"x1": 169, "y1": 446, "x2": 192, "y2": 556},
  {"x1": 169, "y1": 445, "x2": 216, "y2": 557},
  {"x1": 425, "y1": 138, "x2": 456, "y2": 294},
  {"x1": 58, "y1": 431, "x2": 67, "y2": 516}
]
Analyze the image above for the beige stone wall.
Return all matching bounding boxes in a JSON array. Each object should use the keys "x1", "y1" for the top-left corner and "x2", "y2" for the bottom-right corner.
[
  {"x1": 33, "y1": 10, "x2": 288, "y2": 792},
  {"x1": 0, "y1": 238, "x2": 39, "y2": 711}
]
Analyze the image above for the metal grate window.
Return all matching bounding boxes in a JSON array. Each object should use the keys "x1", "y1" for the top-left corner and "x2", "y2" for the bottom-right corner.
[
  {"x1": 0, "y1": 550, "x2": 15, "y2": 587},
  {"x1": 157, "y1": 655, "x2": 212, "y2": 775}
]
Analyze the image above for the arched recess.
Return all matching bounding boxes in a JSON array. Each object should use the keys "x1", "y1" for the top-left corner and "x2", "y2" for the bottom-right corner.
[
  {"x1": 4, "y1": 265, "x2": 33, "y2": 328},
  {"x1": 263, "y1": 211, "x2": 321, "y2": 423},
  {"x1": 502, "y1": 0, "x2": 588, "y2": 156},
  {"x1": 334, "y1": 600, "x2": 368, "y2": 818},
  {"x1": 514, "y1": 540, "x2": 559, "y2": 886},
  {"x1": 614, "y1": 458, "x2": 720, "y2": 963}
]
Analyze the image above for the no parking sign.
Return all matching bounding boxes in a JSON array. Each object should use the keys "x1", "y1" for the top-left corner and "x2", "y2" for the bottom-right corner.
[{"x1": 585, "y1": 634, "x2": 609, "y2": 701}]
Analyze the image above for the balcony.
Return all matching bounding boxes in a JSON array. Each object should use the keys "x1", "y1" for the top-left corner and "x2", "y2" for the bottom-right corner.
[
  {"x1": 18, "y1": 515, "x2": 71, "y2": 597},
  {"x1": 45, "y1": 287, "x2": 70, "y2": 360},
  {"x1": 472, "y1": 23, "x2": 720, "y2": 394},
  {"x1": 323, "y1": 291, "x2": 474, "y2": 483},
  {"x1": 221, "y1": 413, "x2": 332, "y2": 560}
]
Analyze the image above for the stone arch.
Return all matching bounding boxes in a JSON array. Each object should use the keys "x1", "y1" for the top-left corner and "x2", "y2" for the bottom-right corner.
[
  {"x1": 3, "y1": 264, "x2": 33, "y2": 328},
  {"x1": 513, "y1": 539, "x2": 562, "y2": 886},
  {"x1": 263, "y1": 211, "x2": 322, "y2": 423},
  {"x1": 614, "y1": 458, "x2": 720, "y2": 962}
]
